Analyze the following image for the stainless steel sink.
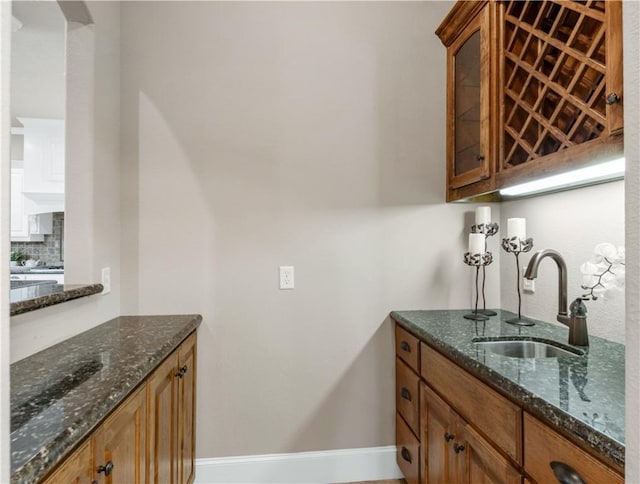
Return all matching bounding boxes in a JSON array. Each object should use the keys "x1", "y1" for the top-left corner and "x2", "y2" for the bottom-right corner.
[{"x1": 473, "y1": 338, "x2": 585, "y2": 358}]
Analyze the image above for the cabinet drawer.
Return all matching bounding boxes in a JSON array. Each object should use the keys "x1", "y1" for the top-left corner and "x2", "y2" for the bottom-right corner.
[
  {"x1": 421, "y1": 343, "x2": 522, "y2": 464},
  {"x1": 395, "y1": 325, "x2": 419, "y2": 373},
  {"x1": 524, "y1": 413, "x2": 623, "y2": 484},
  {"x1": 396, "y1": 413, "x2": 420, "y2": 484},
  {"x1": 396, "y1": 357, "x2": 420, "y2": 436}
]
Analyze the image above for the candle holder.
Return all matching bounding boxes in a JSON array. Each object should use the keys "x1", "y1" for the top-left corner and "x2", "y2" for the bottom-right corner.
[
  {"x1": 471, "y1": 222, "x2": 499, "y2": 316},
  {"x1": 463, "y1": 251, "x2": 494, "y2": 321},
  {"x1": 501, "y1": 237, "x2": 535, "y2": 326}
]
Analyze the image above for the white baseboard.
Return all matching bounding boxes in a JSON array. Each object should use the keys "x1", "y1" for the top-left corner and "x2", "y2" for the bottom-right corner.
[{"x1": 194, "y1": 445, "x2": 403, "y2": 483}]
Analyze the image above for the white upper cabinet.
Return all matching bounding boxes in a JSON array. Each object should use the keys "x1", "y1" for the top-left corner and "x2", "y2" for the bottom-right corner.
[{"x1": 18, "y1": 117, "x2": 65, "y2": 212}]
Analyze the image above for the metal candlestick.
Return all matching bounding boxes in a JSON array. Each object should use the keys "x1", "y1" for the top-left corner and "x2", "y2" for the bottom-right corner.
[
  {"x1": 471, "y1": 222, "x2": 499, "y2": 316},
  {"x1": 501, "y1": 237, "x2": 535, "y2": 326},
  {"x1": 463, "y1": 251, "x2": 494, "y2": 321}
]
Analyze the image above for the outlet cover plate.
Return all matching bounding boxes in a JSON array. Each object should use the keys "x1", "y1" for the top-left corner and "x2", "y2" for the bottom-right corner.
[{"x1": 279, "y1": 266, "x2": 294, "y2": 290}]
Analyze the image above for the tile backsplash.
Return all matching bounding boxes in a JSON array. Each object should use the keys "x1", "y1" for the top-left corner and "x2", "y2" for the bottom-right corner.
[{"x1": 11, "y1": 212, "x2": 64, "y2": 266}]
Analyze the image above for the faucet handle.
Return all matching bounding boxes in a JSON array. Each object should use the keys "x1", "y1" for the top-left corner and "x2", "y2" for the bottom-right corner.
[
  {"x1": 568, "y1": 297, "x2": 589, "y2": 347},
  {"x1": 570, "y1": 298, "x2": 588, "y2": 317}
]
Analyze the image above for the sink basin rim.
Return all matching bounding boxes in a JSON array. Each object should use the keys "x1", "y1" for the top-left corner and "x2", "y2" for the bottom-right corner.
[{"x1": 472, "y1": 337, "x2": 586, "y2": 359}]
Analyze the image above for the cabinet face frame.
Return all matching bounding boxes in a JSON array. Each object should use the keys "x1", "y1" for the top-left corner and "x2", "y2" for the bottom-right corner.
[
  {"x1": 147, "y1": 351, "x2": 180, "y2": 484},
  {"x1": 446, "y1": 5, "x2": 493, "y2": 194},
  {"x1": 178, "y1": 333, "x2": 197, "y2": 484}
]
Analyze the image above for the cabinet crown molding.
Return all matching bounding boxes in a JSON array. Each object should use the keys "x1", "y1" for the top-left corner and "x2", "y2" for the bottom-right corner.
[{"x1": 435, "y1": 0, "x2": 489, "y2": 46}]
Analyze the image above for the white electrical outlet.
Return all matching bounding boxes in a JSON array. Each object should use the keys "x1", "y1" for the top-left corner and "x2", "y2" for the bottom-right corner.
[
  {"x1": 279, "y1": 266, "x2": 294, "y2": 289},
  {"x1": 101, "y1": 267, "x2": 111, "y2": 295},
  {"x1": 523, "y1": 275, "x2": 535, "y2": 293}
]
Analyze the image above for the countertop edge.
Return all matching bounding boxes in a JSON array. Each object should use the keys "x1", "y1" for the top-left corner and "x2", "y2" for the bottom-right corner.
[
  {"x1": 10, "y1": 314, "x2": 202, "y2": 484},
  {"x1": 390, "y1": 311, "x2": 625, "y2": 472},
  {"x1": 10, "y1": 283, "x2": 104, "y2": 316}
]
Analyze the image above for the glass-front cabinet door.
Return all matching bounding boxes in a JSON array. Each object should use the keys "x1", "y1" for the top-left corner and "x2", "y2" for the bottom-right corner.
[{"x1": 446, "y1": 5, "x2": 492, "y2": 196}]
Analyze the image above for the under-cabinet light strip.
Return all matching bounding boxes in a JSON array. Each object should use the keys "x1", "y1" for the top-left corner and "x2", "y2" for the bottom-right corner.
[{"x1": 499, "y1": 158, "x2": 625, "y2": 197}]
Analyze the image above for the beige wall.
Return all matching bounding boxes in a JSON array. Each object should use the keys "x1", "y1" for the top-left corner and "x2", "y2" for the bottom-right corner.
[
  {"x1": 10, "y1": 1, "x2": 121, "y2": 362},
  {"x1": 119, "y1": 1, "x2": 496, "y2": 457},
  {"x1": 501, "y1": 181, "x2": 625, "y2": 344},
  {"x1": 624, "y1": 0, "x2": 640, "y2": 481}
]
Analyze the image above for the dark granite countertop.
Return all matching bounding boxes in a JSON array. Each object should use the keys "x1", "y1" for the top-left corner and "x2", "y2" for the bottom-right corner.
[
  {"x1": 391, "y1": 309, "x2": 624, "y2": 470},
  {"x1": 10, "y1": 283, "x2": 104, "y2": 316},
  {"x1": 10, "y1": 314, "x2": 202, "y2": 483}
]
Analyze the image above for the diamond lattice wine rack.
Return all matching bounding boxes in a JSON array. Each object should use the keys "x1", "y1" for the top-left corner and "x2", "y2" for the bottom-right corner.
[{"x1": 499, "y1": 0, "x2": 623, "y2": 175}]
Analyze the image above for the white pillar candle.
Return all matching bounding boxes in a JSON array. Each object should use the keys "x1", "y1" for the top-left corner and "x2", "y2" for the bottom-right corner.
[
  {"x1": 469, "y1": 233, "x2": 485, "y2": 255},
  {"x1": 475, "y1": 206, "x2": 491, "y2": 225},
  {"x1": 507, "y1": 218, "x2": 526, "y2": 240}
]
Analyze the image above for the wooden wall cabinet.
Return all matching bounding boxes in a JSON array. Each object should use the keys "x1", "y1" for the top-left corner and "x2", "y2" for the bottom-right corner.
[
  {"x1": 438, "y1": 2, "x2": 497, "y2": 201},
  {"x1": 437, "y1": 0, "x2": 624, "y2": 201},
  {"x1": 43, "y1": 332, "x2": 197, "y2": 484}
]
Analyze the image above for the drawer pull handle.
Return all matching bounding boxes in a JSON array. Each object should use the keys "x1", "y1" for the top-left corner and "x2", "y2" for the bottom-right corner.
[
  {"x1": 550, "y1": 461, "x2": 586, "y2": 484},
  {"x1": 401, "y1": 388, "x2": 412, "y2": 401},
  {"x1": 444, "y1": 432, "x2": 454, "y2": 442},
  {"x1": 97, "y1": 461, "x2": 114, "y2": 476},
  {"x1": 453, "y1": 443, "x2": 465, "y2": 454},
  {"x1": 476, "y1": 154, "x2": 485, "y2": 161},
  {"x1": 401, "y1": 446, "x2": 412, "y2": 463},
  {"x1": 400, "y1": 341, "x2": 411, "y2": 352}
]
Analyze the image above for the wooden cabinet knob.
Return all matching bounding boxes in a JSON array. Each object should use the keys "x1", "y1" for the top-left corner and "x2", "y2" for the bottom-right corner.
[
  {"x1": 175, "y1": 365, "x2": 189, "y2": 378},
  {"x1": 606, "y1": 93, "x2": 621, "y2": 105},
  {"x1": 97, "y1": 461, "x2": 114, "y2": 476}
]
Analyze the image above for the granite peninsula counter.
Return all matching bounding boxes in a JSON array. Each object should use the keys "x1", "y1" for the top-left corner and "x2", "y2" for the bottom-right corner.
[
  {"x1": 10, "y1": 314, "x2": 202, "y2": 483},
  {"x1": 10, "y1": 283, "x2": 104, "y2": 316},
  {"x1": 391, "y1": 309, "x2": 625, "y2": 470}
]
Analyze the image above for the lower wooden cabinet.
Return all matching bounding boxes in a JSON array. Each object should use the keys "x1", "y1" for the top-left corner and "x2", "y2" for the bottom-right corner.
[
  {"x1": 421, "y1": 383, "x2": 520, "y2": 484},
  {"x1": 147, "y1": 332, "x2": 197, "y2": 484},
  {"x1": 458, "y1": 419, "x2": 521, "y2": 484},
  {"x1": 524, "y1": 413, "x2": 623, "y2": 484},
  {"x1": 395, "y1": 323, "x2": 622, "y2": 484},
  {"x1": 43, "y1": 386, "x2": 147, "y2": 484},
  {"x1": 396, "y1": 413, "x2": 420, "y2": 484},
  {"x1": 148, "y1": 349, "x2": 180, "y2": 483},
  {"x1": 93, "y1": 385, "x2": 147, "y2": 484},
  {"x1": 42, "y1": 441, "x2": 93, "y2": 484},
  {"x1": 42, "y1": 332, "x2": 197, "y2": 484}
]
